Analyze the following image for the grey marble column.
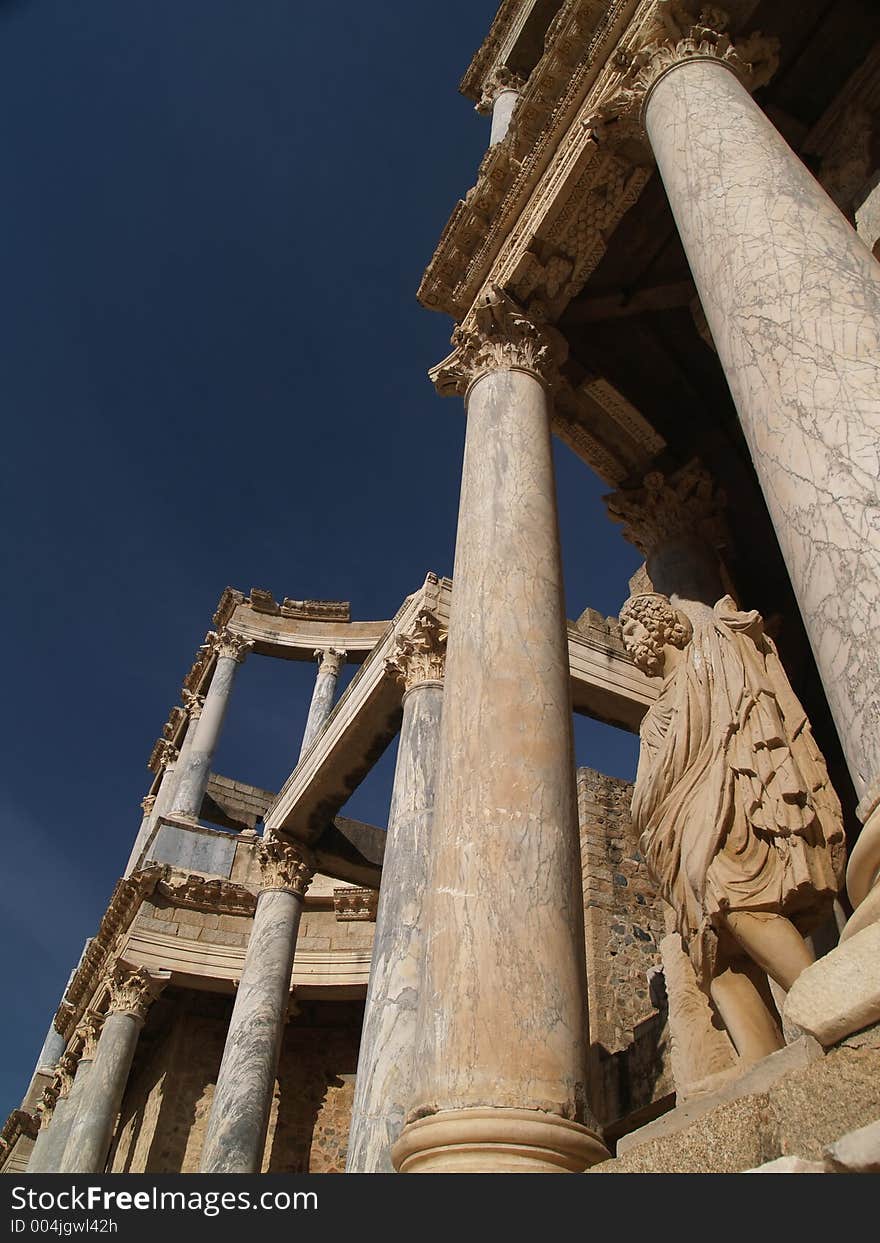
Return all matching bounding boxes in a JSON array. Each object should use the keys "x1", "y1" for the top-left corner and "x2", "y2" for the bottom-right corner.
[
  {"x1": 638, "y1": 33, "x2": 880, "y2": 818},
  {"x1": 346, "y1": 614, "x2": 445, "y2": 1172},
  {"x1": 477, "y1": 66, "x2": 524, "y2": 146},
  {"x1": 199, "y1": 837, "x2": 314, "y2": 1174},
  {"x1": 393, "y1": 290, "x2": 607, "y2": 1174},
  {"x1": 299, "y1": 648, "x2": 346, "y2": 761},
  {"x1": 26, "y1": 1080, "x2": 62, "y2": 1173},
  {"x1": 60, "y1": 967, "x2": 167, "y2": 1174},
  {"x1": 123, "y1": 738, "x2": 179, "y2": 876},
  {"x1": 170, "y1": 632, "x2": 253, "y2": 822}
]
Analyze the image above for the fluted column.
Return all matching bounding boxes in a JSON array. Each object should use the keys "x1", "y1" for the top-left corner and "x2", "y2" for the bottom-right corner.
[
  {"x1": 392, "y1": 289, "x2": 607, "y2": 1174},
  {"x1": 199, "y1": 837, "x2": 315, "y2": 1174},
  {"x1": 618, "y1": 13, "x2": 880, "y2": 853},
  {"x1": 477, "y1": 65, "x2": 524, "y2": 146},
  {"x1": 346, "y1": 611, "x2": 446, "y2": 1173},
  {"x1": 299, "y1": 648, "x2": 346, "y2": 761},
  {"x1": 60, "y1": 967, "x2": 167, "y2": 1174},
  {"x1": 170, "y1": 632, "x2": 253, "y2": 822}
]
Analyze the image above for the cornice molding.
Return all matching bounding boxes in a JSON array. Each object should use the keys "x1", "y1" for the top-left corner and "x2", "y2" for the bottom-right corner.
[{"x1": 155, "y1": 870, "x2": 257, "y2": 916}]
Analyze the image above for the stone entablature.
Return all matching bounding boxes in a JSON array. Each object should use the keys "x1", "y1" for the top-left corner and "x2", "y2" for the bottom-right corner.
[{"x1": 332, "y1": 888, "x2": 379, "y2": 922}]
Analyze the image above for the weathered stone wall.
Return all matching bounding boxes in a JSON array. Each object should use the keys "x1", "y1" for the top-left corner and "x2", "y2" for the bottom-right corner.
[
  {"x1": 109, "y1": 989, "x2": 362, "y2": 1173},
  {"x1": 578, "y1": 767, "x2": 673, "y2": 1132}
]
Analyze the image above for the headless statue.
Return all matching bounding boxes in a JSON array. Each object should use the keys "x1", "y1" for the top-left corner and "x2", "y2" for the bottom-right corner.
[{"x1": 620, "y1": 592, "x2": 846, "y2": 1061}]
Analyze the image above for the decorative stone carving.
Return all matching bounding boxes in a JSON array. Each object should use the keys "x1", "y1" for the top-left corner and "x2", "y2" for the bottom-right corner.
[
  {"x1": 385, "y1": 610, "x2": 447, "y2": 692},
  {"x1": 314, "y1": 647, "x2": 346, "y2": 677},
  {"x1": 105, "y1": 965, "x2": 167, "y2": 1022},
  {"x1": 140, "y1": 794, "x2": 156, "y2": 817},
  {"x1": 74, "y1": 1013, "x2": 103, "y2": 1061},
  {"x1": 181, "y1": 689, "x2": 204, "y2": 721},
  {"x1": 212, "y1": 631, "x2": 254, "y2": 664},
  {"x1": 605, "y1": 460, "x2": 728, "y2": 557},
  {"x1": 36, "y1": 1083, "x2": 59, "y2": 1128},
  {"x1": 476, "y1": 64, "x2": 526, "y2": 115},
  {"x1": 156, "y1": 870, "x2": 257, "y2": 916},
  {"x1": 619, "y1": 589, "x2": 846, "y2": 1058},
  {"x1": 280, "y1": 598, "x2": 351, "y2": 622},
  {"x1": 249, "y1": 587, "x2": 278, "y2": 614},
  {"x1": 429, "y1": 286, "x2": 568, "y2": 398},
  {"x1": 257, "y1": 835, "x2": 315, "y2": 898},
  {"x1": 603, "y1": 4, "x2": 779, "y2": 136},
  {"x1": 153, "y1": 739, "x2": 179, "y2": 772},
  {"x1": 333, "y1": 887, "x2": 380, "y2": 922}
]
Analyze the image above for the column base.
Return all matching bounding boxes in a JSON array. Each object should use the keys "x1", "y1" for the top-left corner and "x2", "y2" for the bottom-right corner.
[{"x1": 391, "y1": 1108, "x2": 609, "y2": 1173}]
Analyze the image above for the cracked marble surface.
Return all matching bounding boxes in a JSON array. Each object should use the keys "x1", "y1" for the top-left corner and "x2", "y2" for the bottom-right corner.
[{"x1": 646, "y1": 61, "x2": 880, "y2": 802}]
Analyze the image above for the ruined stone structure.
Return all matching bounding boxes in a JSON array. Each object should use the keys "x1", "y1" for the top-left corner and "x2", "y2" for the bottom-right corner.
[{"x1": 4, "y1": 0, "x2": 880, "y2": 1175}]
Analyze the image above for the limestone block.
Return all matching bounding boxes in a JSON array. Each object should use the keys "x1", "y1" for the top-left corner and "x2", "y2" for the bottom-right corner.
[
  {"x1": 824, "y1": 1118, "x2": 880, "y2": 1172},
  {"x1": 783, "y1": 923, "x2": 880, "y2": 1045}
]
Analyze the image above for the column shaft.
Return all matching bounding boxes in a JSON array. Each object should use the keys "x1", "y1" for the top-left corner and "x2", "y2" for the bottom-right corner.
[
  {"x1": 60, "y1": 1014, "x2": 142, "y2": 1174},
  {"x1": 52, "y1": 1059, "x2": 95, "y2": 1172},
  {"x1": 171, "y1": 655, "x2": 239, "y2": 820},
  {"x1": 396, "y1": 359, "x2": 604, "y2": 1172},
  {"x1": 299, "y1": 650, "x2": 345, "y2": 761},
  {"x1": 346, "y1": 679, "x2": 443, "y2": 1172},
  {"x1": 645, "y1": 59, "x2": 880, "y2": 809}
]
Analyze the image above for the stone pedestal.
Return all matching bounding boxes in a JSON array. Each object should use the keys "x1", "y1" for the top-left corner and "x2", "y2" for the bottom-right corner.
[
  {"x1": 198, "y1": 837, "x2": 314, "y2": 1174},
  {"x1": 299, "y1": 648, "x2": 346, "y2": 760},
  {"x1": 393, "y1": 290, "x2": 607, "y2": 1173},
  {"x1": 346, "y1": 615, "x2": 445, "y2": 1172},
  {"x1": 638, "y1": 29, "x2": 880, "y2": 819},
  {"x1": 60, "y1": 968, "x2": 166, "y2": 1174},
  {"x1": 170, "y1": 632, "x2": 252, "y2": 823}
]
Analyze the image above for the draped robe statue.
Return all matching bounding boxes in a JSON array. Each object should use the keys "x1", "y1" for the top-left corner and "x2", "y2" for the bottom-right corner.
[{"x1": 620, "y1": 592, "x2": 846, "y2": 1051}]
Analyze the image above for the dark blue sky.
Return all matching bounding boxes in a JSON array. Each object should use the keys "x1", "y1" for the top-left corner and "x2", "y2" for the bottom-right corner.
[{"x1": 0, "y1": 0, "x2": 641, "y2": 1120}]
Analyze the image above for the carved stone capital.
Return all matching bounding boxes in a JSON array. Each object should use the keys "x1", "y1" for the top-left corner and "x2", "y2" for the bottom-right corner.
[
  {"x1": 476, "y1": 64, "x2": 526, "y2": 115},
  {"x1": 257, "y1": 835, "x2": 315, "y2": 898},
  {"x1": 385, "y1": 610, "x2": 447, "y2": 692},
  {"x1": 74, "y1": 1012, "x2": 103, "y2": 1061},
  {"x1": 211, "y1": 630, "x2": 254, "y2": 664},
  {"x1": 105, "y1": 964, "x2": 167, "y2": 1022},
  {"x1": 314, "y1": 647, "x2": 347, "y2": 678},
  {"x1": 36, "y1": 1083, "x2": 59, "y2": 1126},
  {"x1": 429, "y1": 286, "x2": 568, "y2": 398},
  {"x1": 601, "y1": 5, "x2": 779, "y2": 137},
  {"x1": 54, "y1": 1053, "x2": 77, "y2": 1098},
  {"x1": 605, "y1": 461, "x2": 727, "y2": 558},
  {"x1": 140, "y1": 794, "x2": 156, "y2": 817},
  {"x1": 155, "y1": 740, "x2": 179, "y2": 772},
  {"x1": 181, "y1": 688, "x2": 205, "y2": 722}
]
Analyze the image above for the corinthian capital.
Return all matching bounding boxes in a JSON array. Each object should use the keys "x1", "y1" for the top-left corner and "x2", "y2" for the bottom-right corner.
[
  {"x1": 258, "y1": 835, "x2": 315, "y2": 898},
  {"x1": 155, "y1": 740, "x2": 179, "y2": 772},
  {"x1": 182, "y1": 688, "x2": 205, "y2": 721},
  {"x1": 54, "y1": 1052, "x2": 77, "y2": 1098},
  {"x1": 601, "y1": 4, "x2": 779, "y2": 134},
  {"x1": 105, "y1": 964, "x2": 168, "y2": 1022},
  {"x1": 476, "y1": 64, "x2": 525, "y2": 115},
  {"x1": 314, "y1": 647, "x2": 347, "y2": 677},
  {"x1": 605, "y1": 461, "x2": 727, "y2": 557},
  {"x1": 36, "y1": 1083, "x2": 59, "y2": 1127},
  {"x1": 213, "y1": 630, "x2": 254, "y2": 664},
  {"x1": 74, "y1": 1012, "x2": 103, "y2": 1060},
  {"x1": 429, "y1": 286, "x2": 568, "y2": 398},
  {"x1": 385, "y1": 610, "x2": 447, "y2": 692}
]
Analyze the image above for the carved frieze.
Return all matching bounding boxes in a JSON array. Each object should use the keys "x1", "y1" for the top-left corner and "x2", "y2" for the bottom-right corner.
[
  {"x1": 156, "y1": 870, "x2": 257, "y2": 916},
  {"x1": 258, "y1": 835, "x2": 315, "y2": 898},
  {"x1": 333, "y1": 887, "x2": 380, "y2": 922},
  {"x1": 430, "y1": 285, "x2": 568, "y2": 397},
  {"x1": 385, "y1": 610, "x2": 447, "y2": 692},
  {"x1": 280, "y1": 598, "x2": 351, "y2": 622}
]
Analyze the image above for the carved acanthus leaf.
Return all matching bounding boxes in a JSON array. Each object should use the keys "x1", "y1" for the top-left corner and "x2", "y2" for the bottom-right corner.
[
  {"x1": 605, "y1": 461, "x2": 728, "y2": 557},
  {"x1": 74, "y1": 1012, "x2": 103, "y2": 1060},
  {"x1": 211, "y1": 630, "x2": 254, "y2": 664},
  {"x1": 476, "y1": 64, "x2": 526, "y2": 115},
  {"x1": 430, "y1": 286, "x2": 568, "y2": 397},
  {"x1": 258, "y1": 836, "x2": 315, "y2": 898},
  {"x1": 181, "y1": 689, "x2": 205, "y2": 721},
  {"x1": 385, "y1": 610, "x2": 447, "y2": 691},
  {"x1": 314, "y1": 648, "x2": 347, "y2": 677},
  {"x1": 105, "y1": 964, "x2": 167, "y2": 1022}
]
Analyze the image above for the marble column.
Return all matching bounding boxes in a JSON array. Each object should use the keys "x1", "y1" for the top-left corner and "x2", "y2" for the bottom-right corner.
[
  {"x1": 628, "y1": 18, "x2": 880, "y2": 830},
  {"x1": 60, "y1": 966, "x2": 167, "y2": 1174},
  {"x1": 392, "y1": 289, "x2": 607, "y2": 1174},
  {"x1": 299, "y1": 648, "x2": 346, "y2": 761},
  {"x1": 346, "y1": 612, "x2": 446, "y2": 1173},
  {"x1": 123, "y1": 739, "x2": 179, "y2": 876},
  {"x1": 26, "y1": 1078, "x2": 62, "y2": 1173},
  {"x1": 477, "y1": 65, "x2": 524, "y2": 146},
  {"x1": 28, "y1": 1054, "x2": 79, "y2": 1174},
  {"x1": 199, "y1": 837, "x2": 314, "y2": 1174},
  {"x1": 52, "y1": 1015, "x2": 102, "y2": 1173},
  {"x1": 170, "y1": 632, "x2": 253, "y2": 822}
]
